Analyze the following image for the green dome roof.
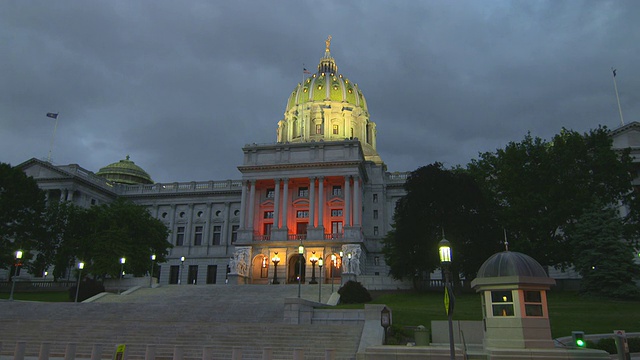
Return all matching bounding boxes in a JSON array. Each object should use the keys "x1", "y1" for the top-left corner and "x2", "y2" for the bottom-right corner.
[
  {"x1": 96, "y1": 155, "x2": 153, "y2": 185},
  {"x1": 285, "y1": 42, "x2": 368, "y2": 113}
]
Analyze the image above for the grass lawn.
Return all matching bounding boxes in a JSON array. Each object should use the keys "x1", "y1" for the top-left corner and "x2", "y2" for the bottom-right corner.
[
  {"x1": 0, "y1": 291, "x2": 70, "y2": 302},
  {"x1": 369, "y1": 290, "x2": 640, "y2": 338}
]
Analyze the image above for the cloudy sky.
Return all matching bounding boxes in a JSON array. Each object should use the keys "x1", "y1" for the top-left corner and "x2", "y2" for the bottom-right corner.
[{"x1": 2, "y1": 1, "x2": 639, "y2": 183}]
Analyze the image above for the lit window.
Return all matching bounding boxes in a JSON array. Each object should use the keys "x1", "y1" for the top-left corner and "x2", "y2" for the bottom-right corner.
[
  {"x1": 333, "y1": 125, "x2": 339, "y2": 135},
  {"x1": 331, "y1": 221, "x2": 343, "y2": 235},
  {"x1": 316, "y1": 124, "x2": 322, "y2": 134},
  {"x1": 264, "y1": 211, "x2": 274, "y2": 219},
  {"x1": 491, "y1": 290, "x2": 515, "y2": 317},
  {"x1": 266, "y1": 189, "x2": 275, "y2": 198},
  {"x1": 298, "y1": 187, "x2": 309, "y2": 197},
  {"x1": 332, "y1": 186, "x2": 342, "y2": 196},
  {"x1": 331, "y1": 209, "x2": 343, "y2": 217},
  {"x1": 297, "y1": 210, "x2": 309, "y2": 218}
]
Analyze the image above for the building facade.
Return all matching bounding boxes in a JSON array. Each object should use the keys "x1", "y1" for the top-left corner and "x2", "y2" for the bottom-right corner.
[{"x1": 17, "y1": 39, "x2": 410, "y2": 288}]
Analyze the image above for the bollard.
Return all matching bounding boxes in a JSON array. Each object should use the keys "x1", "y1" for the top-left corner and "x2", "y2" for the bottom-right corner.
[
  {"x1": 293, "y1": 348, "x2": 304, "y2": 360},
  {"x1": 325, "y1": 349, "x2": 335, "y2": 360},
  {"x1": 145, "y1": 345, "x2": 155, "y2": 360},
  {"x1": 173, "y1": 346, "x2": 184, "y2": 360},
  {"x1": 202, "y1": 346, "x2": 214, "y2": 360},
  {"x1": 64, "y1": 343, "x2": 77, "y2": 360},
  {"x1": 91, "y1": 344, "x2": 103, "y2": 360},
  {"x1": 39, "y1": 343, "x2": 51, "y2": 360},
  {"x1": 232, "y1": 347, "x2": 242, "y2": 360},
  {"x1": 262, "y1": 347, "x2": 272, "y2": 360},
  {"x1": 14, "y1": 342, "x2": 26, "y2": 360}
]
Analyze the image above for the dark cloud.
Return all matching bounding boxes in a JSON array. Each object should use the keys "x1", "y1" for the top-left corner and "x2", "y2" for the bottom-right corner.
[{"x1": 1, "y1": 1, "x2": 638, "y2": 182}]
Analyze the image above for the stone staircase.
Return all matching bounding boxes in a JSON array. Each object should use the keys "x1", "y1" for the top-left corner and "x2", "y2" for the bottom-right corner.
[{"x1": 0, "y1": 284, "x2": 363, "y2": 360}]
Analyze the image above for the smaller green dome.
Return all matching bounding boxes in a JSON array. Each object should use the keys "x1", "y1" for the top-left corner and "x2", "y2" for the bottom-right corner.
[{"x1": 96, "y1": 155, "x2": 153, "y2": 185}]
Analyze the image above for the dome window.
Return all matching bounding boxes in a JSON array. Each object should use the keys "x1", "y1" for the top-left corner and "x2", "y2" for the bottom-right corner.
[
  {"x1": 317, "y1": 85, "x2": 322, "y2": 90},
  {"x1": 333, "y1": 86, "x2": 339, "y2": 90},
  {"x1": 348, "y1": 89, "x2": 353, "y2": 94}
]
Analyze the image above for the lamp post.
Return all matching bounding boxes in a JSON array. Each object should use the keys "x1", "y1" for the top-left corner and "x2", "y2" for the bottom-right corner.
[
  {"x1": 330, "y1": 254, "x2": 336, "y2": 293},
  {"x1": 271, "y1": 252, "x2": 280, "y2": 284},
  {"x1": 118, "y1": 257, "x2": 126, "y2": 295},
  {"x1": 297, "y1": 241, "x2": 304, "y2": 298},
  {"x1": 8, "y1": 250, "x2": 23, "y2": 301},
  {"x1": 339, "y1": 251, "x2": 344, "y2": 285},
  {"x1": 318, "y1": 258, "x2": 323, "y2": 302},
  {"x1": 438, "y1": 236, "x2": 455, "y2": 360},
  {"x1": 347, "y1": 252, "x2": 352, "y2": 274},
  {"x1": 309, "y1": 252, "x2": 318, "y2": 284},
  {"x1": 149, "y1": 254, "x2": 156, "y2": 287},
  {"x1": 381, "y1": 306, "x2": 391, "y2": 345},
  {"x1": 180, "y1": 256, "x2": 185, "y2": 285},
  {"x1": 75, "y1": 262, "x2": 84, "y2": 303}
]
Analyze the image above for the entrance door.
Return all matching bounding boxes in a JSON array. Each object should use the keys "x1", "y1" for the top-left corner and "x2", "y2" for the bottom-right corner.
[
  {"x1": 188, "y1": 265, "x2": 198, "y2": 285},
  {"x1": 206, "y1": 265, "x2": 217, "y2": 284},
  {"x1": 296, "y1": 222, "x2": 308, "y2": 238},
  {"x1": 288, "y1": 255, "x2": 306, "y2": 283},
  {"x1": 169, "y1": 265, "x2": 179, "y2": 284}
]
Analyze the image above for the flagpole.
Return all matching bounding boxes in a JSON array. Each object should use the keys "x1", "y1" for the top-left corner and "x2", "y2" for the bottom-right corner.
[
  {"x1": 47, "y1": 113, "x2": 60, "y2": 163},
  {"x1": 301, "y1": 64, "x2": 306, "y2": 141},
  {"x1": 612, "y1": 68, "x2": 624, "y2": 127}
]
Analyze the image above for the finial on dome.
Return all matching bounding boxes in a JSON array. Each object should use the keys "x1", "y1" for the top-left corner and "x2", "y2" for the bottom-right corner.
[
  {"x1": 503, "y1": 228, "x2": 509, "y2": 251},
  {"x1": 126, "y1": 155, "x2": 130, "y2": 161},
  {"x1": 325, "y1": 35, "x2": 332, "y2": 53}
]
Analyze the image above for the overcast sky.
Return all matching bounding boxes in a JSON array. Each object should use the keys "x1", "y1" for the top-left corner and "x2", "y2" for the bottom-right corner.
[{"x1": 2, "y1": 1, "x2": 639, "y2": 183}]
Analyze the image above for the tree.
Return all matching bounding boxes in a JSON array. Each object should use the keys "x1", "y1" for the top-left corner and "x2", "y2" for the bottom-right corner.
[
  {"x1": 566, "y1": 200, "x2": 640, "y2": 299},
  {"x1": 467, "y1": 127, "x2": 637, "y2": 267},
  {"x1": 0, "y1": 162, "x2": 46, "y2": 271},
  {"x1": 382, "y1": 163, "x2": 502, "y2": 289}
]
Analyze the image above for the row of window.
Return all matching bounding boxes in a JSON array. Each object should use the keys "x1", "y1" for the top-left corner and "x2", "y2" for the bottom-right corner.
[
  {"x1": 266, "y1": 186, "x2": 345, "y2": 199},
  {"x1": 161, "y1": 209, "x2": 240, "y2": 219},
  {"x1": 175, "y1": 225, "x2": 240, "y2": 246},
  {"x1": 488, "y1": 290, "x2": 544, "y2": 317}
]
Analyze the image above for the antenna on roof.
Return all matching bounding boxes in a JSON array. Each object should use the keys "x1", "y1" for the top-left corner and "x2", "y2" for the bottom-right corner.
[{"x1": 504, "y1": 228, "x2": 509, "y2": 251}]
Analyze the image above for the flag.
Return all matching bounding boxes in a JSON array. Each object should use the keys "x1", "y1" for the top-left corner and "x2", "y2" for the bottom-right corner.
[
  {"x1": 303, "y1": 68, "x2": 311, "y2": 74},
  {"x1": 613, "y1": 69, "x2": 617, "y2": 77},
  {"x1": 46, "y1": 112, "x2": 59, "y2": 119}
]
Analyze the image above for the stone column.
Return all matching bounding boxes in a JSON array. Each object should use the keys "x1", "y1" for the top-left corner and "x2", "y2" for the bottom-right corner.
[
  {"x1": 282, "y1": 179, "x2": 289, "y2": 230},
  {"x1": 274, "y1": 179, "x2": 281, "y2": 229},
  {"x1": 353, "y1": 176, "x2": 361, "y2": 226},
  {"x1": 247, "y1": 180, "x2": 256, "y2": 231},
  {"x1": 344, "y1": 176, "x2": 351, "y2": 227},
  {"x1": 222, "y1": 202, "x2": 231, "y2": 245},
  {"x1": 205, "y1": 202, "x2": 213, "y2": 248},
  {"x1": 309, "y1": 177, "x2": 316, "y2": 228},
  {"x1": 185, "y1": 204, "x2": 194, "y2": 249},
  {"x1": 60, "y1": 189, "x2": 67, "y2": 202},
  {"x1": 239, "y1": 181, "x2": 248, "y2": 229},
  {"x1": 317, "y1": 176, "x2": 324, "y2": 231}
]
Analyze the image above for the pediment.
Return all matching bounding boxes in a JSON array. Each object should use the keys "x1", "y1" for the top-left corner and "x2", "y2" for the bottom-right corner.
[
  {"x1": 611, "y1": 121, "x2": 640, "y2": 149},
  {"x1": 18, "y1": 158, "x2": 72, "y2": 180}
]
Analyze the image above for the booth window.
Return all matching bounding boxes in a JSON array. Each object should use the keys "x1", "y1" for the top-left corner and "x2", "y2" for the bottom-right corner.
[
  {"x1": 491, "y1": 290, "x2": 514, "y2": 316},
  {"x1": 524, "y1": 290, "x2": 543, "y2": 317}
]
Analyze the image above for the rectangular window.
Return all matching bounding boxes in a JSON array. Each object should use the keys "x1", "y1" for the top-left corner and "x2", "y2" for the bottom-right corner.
[
  {"x1": 296, "y1": 222, "x2": 308, "y2": 235},
  {"x1": 231, "y1": 225, "x2": 239, "y2": 243},
  {"x1": 176, "y1": 226, "x2": 185, "y2": 246},
  {"x1": 373, "y1": 210, "x2": 378, "y2": 219},
  {"x1": 316, "y1": 124, "x2": 322, "y2": 134},
  {"x1": 169, "y1": 265, "x2": 180, "y2": 284},
  {"x1": 333, "y1": 125, "x2": 339, "y2": 134},
  {"x1": 194, "y1": 226, "x2": 203, "y2": 246},
  {"x1": 188, "y1": 265, "x2": 198, "y2": 285},
  {"x1": 524, "y1": 290, "x2": 544, "y2": 317},
  {"x1": 374, "y1": 256, "x2": 380, "y2": 266},
  {"x1": 373, "y1": 226, "x2": 379, "y2": 235},
  {"x1": 296, "y1": 210, "x2": 309, "y2": 218},
  {"x1": 264, "y1": 211, "x2": 274, "y2": 219},
  {"x1": 373, "y1": 194, "x2": 378, "y2": 203},
  {"x1": 212, "y1": 225, "x2": 222, "y2": 245},
  {"x1": 331, "y1": 209, "x2": 343, "y2": 217},
  {"x1": 491, "y1": 290, "x2": 515, "y2": 317},
  {"x1": 332, "y1": 186, "x2": 342, "y2": 196},
  {"x1": 331, "y1": 221, "x2": 343, "y2": 235},
  {"x1": 266, "y1": 188, "x2": 275, "y2": 198},
  {"x1": 206, "y1": 265, "x2": 217, "y2": 284},
  {"x1": 298, "y1": 187, "x2": 309, "y2": 197},
  {"x1": 263, "y1": 223, "x2": 273, "y2": 236}
]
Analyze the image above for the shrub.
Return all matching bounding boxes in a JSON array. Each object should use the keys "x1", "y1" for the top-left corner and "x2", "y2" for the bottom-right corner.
[
  {"x1": 68, "y1": 278, "x2": 105, "y2": 302},
  {"x1": 338, "y1": 280, "x2": 372, "y2": 304}
]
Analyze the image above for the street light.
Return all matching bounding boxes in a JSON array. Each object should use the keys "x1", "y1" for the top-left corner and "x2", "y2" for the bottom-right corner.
[
  {"x1": 339, "y1": 251, "x2": 344, "y2": 286},
  {"x1": 8, "y1": 250, "x2": 23, "y2": 301},
  {"x1": 271, "y1": 252, "x2": 280, "y2": 284},
  {"x1": 297, "y1": 242, "x2": 304, "y2": 298},
  {"x1": 381, "y1": 306, "x2": 391, "y2": 344},
  {"x1": 347, "y1": 252, "x2": 352, "y2": 274},
  {"x1": 180, "y1": 256, "x2": 185, "y2": 285},
  {"x1": 309, "y1": 251, "x2": 318, "y2": 284},
  {"x1": 75, "y1": 262, "x2": 85, "y2": 303},
  {"x1": 149, "y1": 254, "x2": 156, "y2": 287},
  {"x1": 330, "y1": 254, "x2": 336, "y2": 293},
  {"x1": 318, "y1": 258, "x2": 323, "y2": 302},
  {"x1": 118, "y1": 257, "x2": 126, "y2": 295},
  {"x1": 438, "y1": 236, "x2": 455, "y2": 360}
]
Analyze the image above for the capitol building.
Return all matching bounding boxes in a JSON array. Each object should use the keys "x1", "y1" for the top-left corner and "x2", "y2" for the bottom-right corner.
[{"x1": 18, "y1": 38, "x2": 411, "y2": 288}]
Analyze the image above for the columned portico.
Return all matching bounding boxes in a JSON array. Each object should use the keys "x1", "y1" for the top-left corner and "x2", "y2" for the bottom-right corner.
[
  {"x1": 247, "y1": 180, "x2": 256, "y2": 231},
  {"x1": 274, "y1": 179, "x2": 281, "y2": 229},
  {"x1": 309, "y1": 177, "x2": 316, "y2": 228},
  {"x1": 317, "y1": 176, "x2": 325, "y2": 233},
  {"x1": 353, "y1": 176, "x2": 360, "y2": 226}
]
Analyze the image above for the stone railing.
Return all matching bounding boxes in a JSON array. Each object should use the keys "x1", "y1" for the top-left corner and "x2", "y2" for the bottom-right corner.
[{"x1": 118, "y1": 180, "x2": 242, "y2": 195}]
